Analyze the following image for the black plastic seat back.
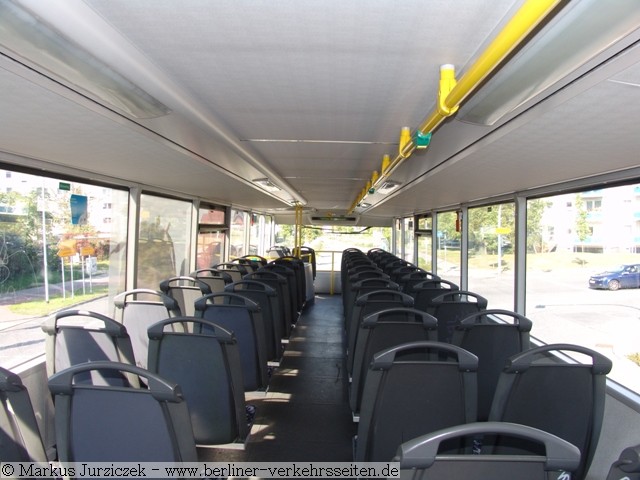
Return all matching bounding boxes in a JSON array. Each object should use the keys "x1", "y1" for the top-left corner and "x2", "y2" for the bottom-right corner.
[
  {"x1": 0, "y1": 367, "x2": 47, "y2": 462},
  {"x1": 451, "y1": 309, "x2": 532, "y2": 421},
  {"x1": 147, "y1": 317, "x2": 248, "y2": 446},
  {"x1": 42, "y1": 309, "x2": 138, "y2": 387},
  {"x1": 355, "y1": 341, "x2": 478, "y2": 461},
  {"x1": 194, "y1": 292, "x2": 267, "y2": 391},
  {"x1": 344, "y1": 277, "x2": 398, "y2": 329},
  {"x1": 159, "y1": 276, "x2": 211, "y2": 317},
  {"x1": 213, "y1": 262, "x2": 248, "y2": 283},
  {"x1": 431, "y1": 290, "x2": 488, "y2": 343},
  {"x1": 49, "y1": 361, "x2": 197, "y2": 462},
  {"x1": 261, "y1": 263, "x2": 300, "y2": 317},
  {"x1": 349, "y1": 308, "x2": 437, "y2": 415},
  {"x1": 298, "y1": 246, "x2": 316, "y2": 279},
  {"x1": 398, "y1": 270, "x2": 440, "y2": 293},
  {"x1": 245, "y1": 270, "x2": 290, "y2": 339},
  {"x1": 347, "y1": 289, "x2": 414, "y2": 374},
  {"x1": 395, "y1": 422, "x2": 581, "y2": 480},
  {"x1": 113, "y1": 289, "x2": 181, "y2": 370},
  {"x1": 410, "y1": 278, "x2": 459, "y2": 313},
  {"x1": 225, "y1": 280, "x2": 282, "y2": 362},
  {"x1": 274, "y1": 257, "x2": 306, "y2": 311},
  {"x1": 488, "y1": 343, "x2": 612, "y2": 480},
  {"x1": 231, "y1": 257, "x2": 261, "y2": 273},
  {"x1": 389, "y1": 265, "x2": 424, "y2": 284}
]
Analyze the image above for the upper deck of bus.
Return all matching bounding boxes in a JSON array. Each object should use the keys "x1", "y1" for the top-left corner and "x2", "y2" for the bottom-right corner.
[{"x1": 1, "y1": 1, "x2": 640, "y2": 478}]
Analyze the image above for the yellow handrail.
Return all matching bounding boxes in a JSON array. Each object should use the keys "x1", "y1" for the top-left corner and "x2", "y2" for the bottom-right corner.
[{"x1": 350, "y1": 0, "x2": 563, "y2": 212}]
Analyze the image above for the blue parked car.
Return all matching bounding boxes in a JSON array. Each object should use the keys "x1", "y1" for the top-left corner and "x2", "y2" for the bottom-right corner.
[{"x1": 588, "y1": 264, "x2": 640, "y2": 291}]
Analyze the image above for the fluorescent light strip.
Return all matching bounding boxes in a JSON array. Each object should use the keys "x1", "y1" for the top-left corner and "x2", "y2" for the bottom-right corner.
[
  {"x1": 241, "y1": 139, "x2": 398, "y2": 145},
  {"x1": 459, "y1": 0, "x2": 640, "y2": 125},
  {"x1": 0, "y1": 0, "x2": 171, "y2": 119}
]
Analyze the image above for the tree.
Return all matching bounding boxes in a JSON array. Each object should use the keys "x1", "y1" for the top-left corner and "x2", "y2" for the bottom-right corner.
[
  {"x1": 574, "y1": 194, "x2": 590, "y2": 253},
  {"x1": 527, "y1": 199, "x2": 551, "y2": 253},
  {"x1": 468, "y1": 204, "x2": 515, "y2": 255}
]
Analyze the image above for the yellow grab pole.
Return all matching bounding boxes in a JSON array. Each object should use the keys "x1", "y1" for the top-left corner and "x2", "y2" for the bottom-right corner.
[
  {"x1": 294, "y1": 204, "x2": 303, "y2": 257},
  {"x1": 419, "y1": 0, "x2": 562, "y2": 135},
  {"x1": 349, "y1": 0, "x2": 563, "y2": 213}
]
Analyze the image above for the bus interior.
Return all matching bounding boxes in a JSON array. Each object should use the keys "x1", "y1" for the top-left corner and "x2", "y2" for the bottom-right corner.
[{"x1": 1, "y1": 0, "x2": 640, "y2": 478}]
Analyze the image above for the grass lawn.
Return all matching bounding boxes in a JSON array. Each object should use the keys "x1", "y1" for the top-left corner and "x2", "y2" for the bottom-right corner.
[{"x1": 8, "y1": 285, "x2": 108, "y2": 316}]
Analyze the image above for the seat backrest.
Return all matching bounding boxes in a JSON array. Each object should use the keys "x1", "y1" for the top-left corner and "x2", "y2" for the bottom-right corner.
[
  {"x1": 258, "y1": 264, "x2": 298, "y2": 325},
  {"x1": 431, "y1": 290, "x2": 488, "y2": 343},
  {"x1": 606, "y1": 444, "x2": 640, "y2": 480},
  {"x1": 230, "y1": 257, "x2": 261, "y2": 273},
  {"x1": 395, "y1": 422, "x2": 581, "y2": 480},
  {"x1": 159, "y1": 276, "x2": 211, "y2": 317},
  {"x1": 190, "y1": 268, "x2": 233, "y2": 296},
  {"x1": 488, "y1": 343, "x2": 613, "y2": 480},
  {"x1": 49, "y1": 361, "x2": 197, "y2": 462},
  {"x1": 298, "y1": 246, "x2": 316, "y2": 279},
  {"x1": 347, "y1": 289, "x2": 414, "y2": 373},
  {"x1": 274, "y1": 257, "x2": 306, "y2": 310},
  {"x1": 213, "y1": 262, "x2": 248, "y2": 283},
  {"x1": 344, "y1": 277, "x2": 398, "y2": 327},
  {"x1": 225, "y1": 280, "x2": 281, "y2": 362},
  {"x1": 349, "y1": 308, "x2": 438, "y2": 415},
  {"x1": 451, "y1": 309, "x2": 532, "y2": 421},
  {"x1": 147, "y1": 317, "x2": 248, "y2": 446},
  {"x1": 244, "y1": 270, "x2": 290, "y2": 339},
  {"x1": 241, "y1": 254, "x2": 268, "y2": 267},
  {"x1": 41, "y1": 309, "x2": 138, "y2": 387},
  {"x1": 347, "y1": 268, "x2": 388, "y2": 285},
  {"x1": 389, "y1": 265, "x2": 424, "y2": 284},
  {"x1": 355, "y1": 341, "x2": 478, "y2": 461},
  {"x1": 113, "y1": 289, "x2": 181, "y2": 370},
  {"x1": 380, "y1": 259, "x2": 410, "y2": 275},
  {"x1": 410, "y1": 278, "x2": 459, "y2": 313},
  {"x1": 396, "y1": 270, "x2": 436, "y2": 292},
  {"x1": 0, "y1": 367, "x2": 47, "y2": 462},
  {"x1": 261, "y1": 263, "x2": 300, "y2": 316},
  {"x1": 194, "y1": 292, "x2": 267, "y2": 391}
]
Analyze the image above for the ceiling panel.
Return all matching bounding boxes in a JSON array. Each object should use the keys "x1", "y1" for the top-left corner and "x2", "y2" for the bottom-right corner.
[{"x1": 3, "y1": 0, "x2": 640, "y2": 222}]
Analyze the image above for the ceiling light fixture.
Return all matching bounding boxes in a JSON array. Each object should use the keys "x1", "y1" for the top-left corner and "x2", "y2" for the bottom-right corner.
[
  {"x1": 252, "y1": 178, "x2": 281, "y2": 191},
  {"x1": 459, "y1": 0, "x2": 640, "y2": 125},
  {"x1": 0, "y1": 0, "x2": 171, "y2": 119},
  {"x1": 377, "y1": 180, "x2": 402, "y2": 194}
]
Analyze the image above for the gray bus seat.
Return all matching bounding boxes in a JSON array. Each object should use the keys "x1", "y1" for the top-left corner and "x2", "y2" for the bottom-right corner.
[
  {"x1": 49, "y1": 361, "x2": 197, "y2": 462},
  {"x1": 213, "y1": 262, "x2": 248, "y2": 283},
  {"x1": 245, "y1": 270, "x2": 290, "y2": 339},
  {"x1": 147, "y1": 317, "x2": 248, "y2": 446},
  {"x1": 41, "y1": 309, "x2": 138, "y2": 387},
  {"x1": 451, "y1": 309, "x2": 532, "y2": 421},
  {"x1": 349, "y1": 307, "x2": 437, "y2": 416},
  {"x1": 260, "y1": 263, "x2": 300, "y2": 322},
  {"x1": 347, "y1": 289, "x2": 414, "y2": 374},
  {"x1": 395, "y1": 422, "x2": 580, "y2": 480},
  {"x1": 409, "y1": 278, "x2": 459, "y2": 314},
  {"x1": 398, "y1": 270, "x2": 440, "y2": 294},
  {"x1": 190, "y1": 268, "x2": 233, "y2": 297},
  {"x1": 0, "y1": 367, "x2": 47, "y2": 462},
  {"x1": 194, "y1": 292, "x2": 268, "y2": 391},
  {"x1": 159, "y1": 275, "x2": 211, "y2": 317},
  {"x1": 344, "y1": 276, "x2": 398, "y2": 330},
  {"x1": 225, "y1": 280, "x2": 282, "y2": 362},
  {"x1": 355, "y1": 341, "x2": 478, "y2": 461},
  {"x1": 488, "y1": 343, "x2": 612, "y2": 480},
  {"x1": 113, "y1": 289, "x2": 181, "y2": 370},
  {"x1": 430, "y1": 290, "x2": 488, "y2": 343}
]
